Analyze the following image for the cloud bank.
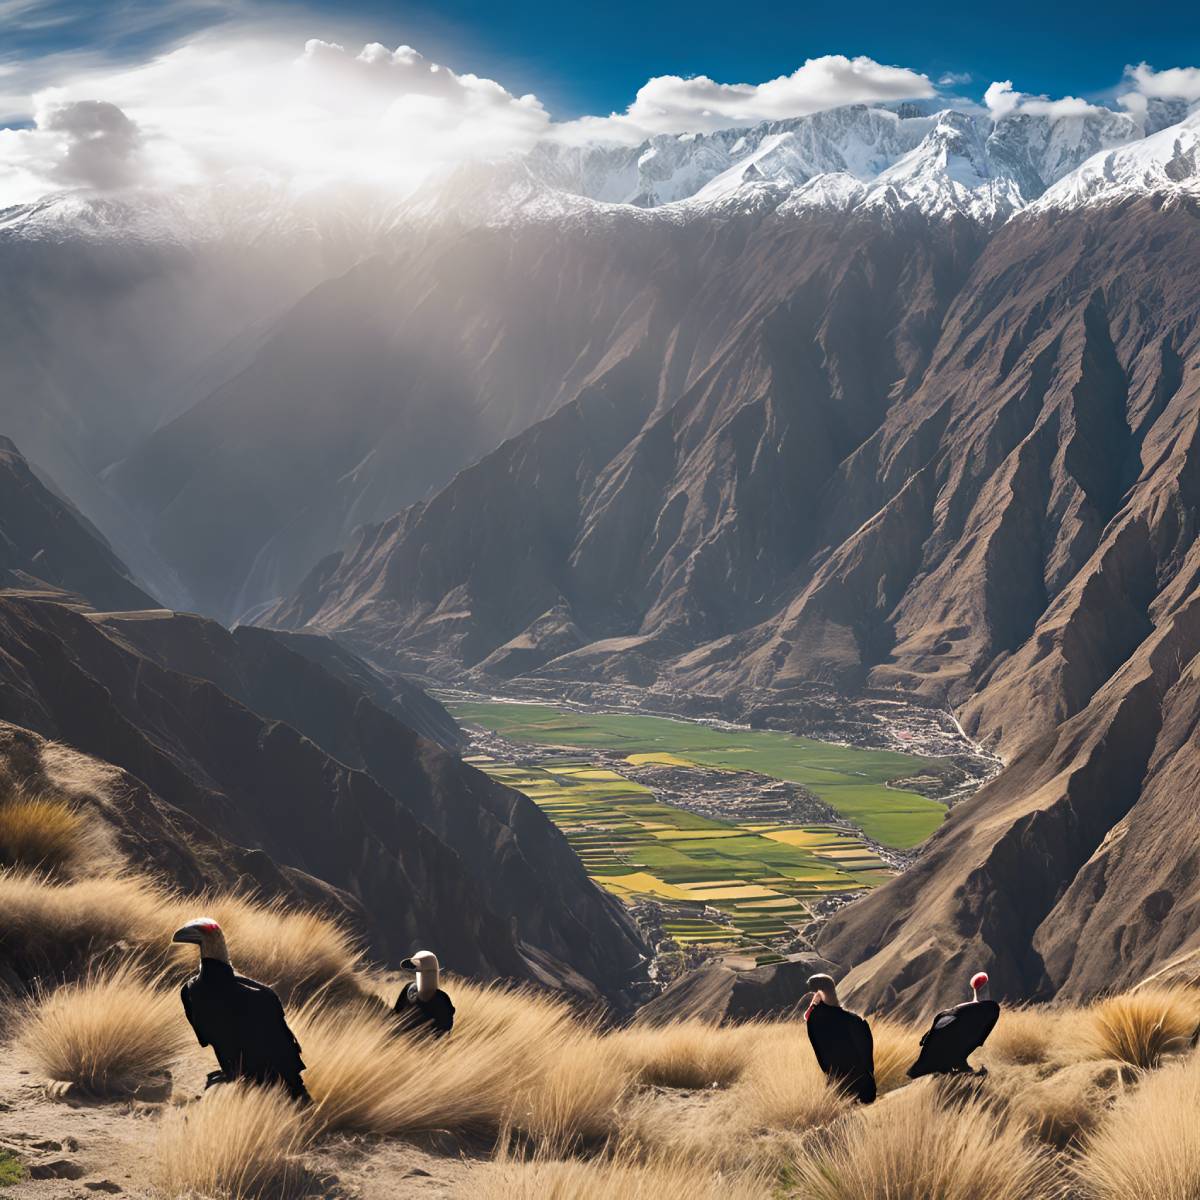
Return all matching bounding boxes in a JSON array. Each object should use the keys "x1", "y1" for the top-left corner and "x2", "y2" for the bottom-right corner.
[
  {"x1": 560, "y1": 55, "x2": 936, "y2": 144},
  {"x1": 0, "y1": 28, "x2": 1198, "y2": 208}
]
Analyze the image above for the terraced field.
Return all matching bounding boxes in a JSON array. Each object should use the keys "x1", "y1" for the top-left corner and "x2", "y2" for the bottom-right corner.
[
  {"x1": 465, "y1": 754, "x2": 893, "y2": 951},
  {"x1": 452, "y1": 701, "x2": 945, "y2": 847}
]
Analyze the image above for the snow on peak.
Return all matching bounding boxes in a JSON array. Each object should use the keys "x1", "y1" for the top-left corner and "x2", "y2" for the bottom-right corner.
[
  {"x1": 1032, "y1": 109, "x2": 1200, "y2": 213},
  {"x1": 528, "y1": 100, "x2": 1150, "y2": 222}
]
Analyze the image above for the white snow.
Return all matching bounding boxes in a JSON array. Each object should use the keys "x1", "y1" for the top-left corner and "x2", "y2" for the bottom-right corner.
[
  {"x1": 1031, "y1": 109, "x2": 1200, "y2": 212},
  {"x1": 0, "y1": 99, "x2": 1193, "y2": 246}
]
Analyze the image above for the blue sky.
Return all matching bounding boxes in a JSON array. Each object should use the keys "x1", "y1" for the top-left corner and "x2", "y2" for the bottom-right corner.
[{"x1": 4, "y1": 0, "x2": 1200, "y2": 123}]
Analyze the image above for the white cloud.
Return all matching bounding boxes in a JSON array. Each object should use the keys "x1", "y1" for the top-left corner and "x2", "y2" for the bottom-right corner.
[
  {"x1": 40, "y1": 98, "x2": 143, "y2": 187},
  {"x1": 0, "y1": 33, "x2": 552, "y2": 204},
  {"x1": 1120, "y1": 62, "x2": 1200, "y2": 103},
  {"x1": 0, "y1": 39, "x2": 944, "y2": 202},
  {"x1": 937, "y1": 70, "x2": 973, "y2": 88},
  {"x1": 559, "y1": 55, "x2": 936, "y2": 144},
  {"x1": 983, "y1": 79, "x2": 1106, "y2": 121}
]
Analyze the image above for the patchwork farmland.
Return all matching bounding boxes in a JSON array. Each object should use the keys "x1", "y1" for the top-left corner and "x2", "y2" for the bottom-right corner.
[
  {"x1": 452, "y1": 701, "x2": 946, "y2": 847},
  {"x1": 461, "y1": 758, "x2": 899, "y2": 957}
]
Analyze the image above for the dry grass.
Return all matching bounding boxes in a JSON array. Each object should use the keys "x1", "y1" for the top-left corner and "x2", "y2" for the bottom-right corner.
[
  {"x1": 787, "y1": 1084, "x2": 1056, "y2": 1200},
  {"x1": 612, "y1": 1020, "x2": 752, "y2": 1089},
  {"x1": 0, "y1": 871, "x2": 166, "y2": 976},
  {"x1": 1001, "y1": 1060, "x2": 1125, "y2": 1150},
  {"x1": 1074, "y1": 1053, "x2": 1200, "y2": 1199},
  {"x1": 468, "y1": 1149, "x2": 774, "y2": 1200},
  {"x1": 165, "y1": 894, "x2": 363, "y2": 1003},
  {"x1": 869, "y1": 1015, "x2": 920, "y2": 1093},
  {"x1": 155, "y1": 1083, "x2": 311, "y2": 1199},
  {"x1": 1081, "y1": 986, "x2": 1200, "y2": 1069},
  {"x1": 732, "y1": 1025, "x2": 853, "y2": 1131},
  {"x1": 507, "y1": 1030, "x2": 633, "y2": 1150},
  {"x1": 0, "y1": 789, "x2": 86, "y2": 873},
  {"x1": 20, "y1": 964, "x2": 189, "y2": 1095},
  {"x1": 297, "y1": 978, "x2": 624, "y2": 1147},
  {"x1": 0, "y1": 869, "x2": 362, "y2": 1001},
  {"x1": 984, "y1": 1005, "x2": 1059, "y2": 1066}
]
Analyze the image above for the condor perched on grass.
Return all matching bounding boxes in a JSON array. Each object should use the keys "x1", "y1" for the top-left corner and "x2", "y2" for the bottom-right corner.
[
  {"x1": 804, "y1": 973, "x2": 876, "y2": 1103},
  {"x1": 173, "y1": 917, "x2": 310, "y2": 1103},
  {"x1": 907, "y1": 971, "x2": 1000, "y2": 1078},
  {"x1": 394, "y1": 950, "x2": 455, "y2": 1038}
]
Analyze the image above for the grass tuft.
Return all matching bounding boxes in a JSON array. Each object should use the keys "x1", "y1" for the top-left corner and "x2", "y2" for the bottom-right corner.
[
  {"x1": 788, "y1": 1084, "x2": 1055, "y2": 1200},
  {"x1": 612, "y1": 1020, "x2": 751, "y2": 1089},
  {"x1": 19, "y1": 964, "x2": 189, "y2": 1096},
  {"x1": 0, "y1": 789, "x2": 86, "y2": 874},
  {"x1": 984, "y1": 1005, "x2": 1059, "y2": 1066},
  {"x1": 1082, "y1": 986, "x2": 1199, "y2": 1069},
  {"x1": 1075, "y1": 1054, "x2": 1200, "y2": 1198},
  {"x1": 154, "y1": 1084, "x2": 310, "y2": 1199},
  {"x1": 468, "y1": 1149, "x2": 774, "y2": 1200}
]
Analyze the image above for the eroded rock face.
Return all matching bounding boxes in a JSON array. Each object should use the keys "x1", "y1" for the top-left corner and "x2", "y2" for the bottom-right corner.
[
  {"x1": 266, "y1": 196, "x2": 1200, "y2": 1015},
  {"x1": 0, "y1": 438, "x2": 154, "y2": 613}
]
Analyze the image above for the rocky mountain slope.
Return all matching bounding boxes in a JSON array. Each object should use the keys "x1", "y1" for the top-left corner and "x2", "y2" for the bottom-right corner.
[
  {"x1": 0, "y1": 436, "x2": 154, "y2": 611},
  {"x1": 4, "y1": 100, "x2": 1186, "y2": 622},
  {"x1": 0, "y1": 415, "x2": 646, "y2": 1000},
  {"x1": 265, "y1": 113, "x2": 1200, "y2": 1014}
]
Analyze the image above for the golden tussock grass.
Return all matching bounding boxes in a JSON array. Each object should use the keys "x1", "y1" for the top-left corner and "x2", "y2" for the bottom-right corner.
[
  {"x1": 868, "y1": 1015, "x2": 921, "y2": 1093},
  {"x1": 731, "y1": 1024, "x2": 853, "y2": 1132},
  {"x1": 507, "y1": 1030, "x2": 633, "y2": 1150},
  {"x1": 297, "y1": 978, "x2": 628, "y2": 1148},
  {"x1": 165, "y1": 894, "x2": 363, "y2": 1004},
  {"x1": 0, "y1": 789, "x2": 87, "y2": 874},
  {"x1": 611, "y1": 1019, "x2": 752, "y2": 1089},
  {"x1": 1081, "y1": 985, "x2": 1200, "y2": 1069},
  {"x1": 1074, "y1": 1053, "x2": 1200, "y2": 1199},
  {"x1": 0, "y1": 869, "x2": 362, "y2": 1001},
  {"x1": 984, "y1": 1005, "x2": 1060, "y2": 1066},
  {"x1": 154, "y1": 1084, "x2": 311, "y2": 1200},
  {"x1": 1000, "y1": 1059, "x2": 1124, "y2": 1150},
  {"x1": 468, "y1": 1149, "x2": 775, "y2": 1200},
  {"x1": 787, "y1": 1084, "x2": 1056, "y2": 1200},
  {"x1": 20, "y1": 964, "x2": 189, "y2": 1095},
  {"x1": 0, "y1": 871, "x2": 165, "y2": 973}
]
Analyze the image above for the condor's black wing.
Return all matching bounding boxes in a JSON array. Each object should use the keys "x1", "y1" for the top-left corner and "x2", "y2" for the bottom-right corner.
[
  {"x1": 230, "y1": 975, "x2": 306, "y2": 1079},
  {"x1": 807, "y1": 1005, "x2": 876, "y2": 1103},
  {"x1": 907, "y1": 1000, "x2": 1000, "y2": 1078}
]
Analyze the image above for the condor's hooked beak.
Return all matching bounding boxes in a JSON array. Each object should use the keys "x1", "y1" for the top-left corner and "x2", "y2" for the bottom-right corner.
[{"x1": 171, "y1": 917, "x2": 230, "y2": 963}]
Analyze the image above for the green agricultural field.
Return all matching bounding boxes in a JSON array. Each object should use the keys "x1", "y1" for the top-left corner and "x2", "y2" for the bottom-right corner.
[
  {"x1": 452, "y1": 701, "x2": 945, "y2": 848},
  {"x1": 467, "y1": 754, "x2": 893, "y2": 953}
]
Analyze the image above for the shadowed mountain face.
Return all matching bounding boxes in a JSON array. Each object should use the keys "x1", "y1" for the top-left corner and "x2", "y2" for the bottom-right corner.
[
  {"x1": 0, "y1": 226, "x2": 358, "y2": 608},
  {"x1": 267, "y1": 194, "x2": 1200, "y2": 1015},
  {"x1": 110, "y1": 217, "x2": 719, "y2": 621},
  {"x1": 266, "y1": 206, "x2": 986, "y2": 673},
  {"x1": 0, "y1": 593, "x2": 645, "y2": 1001},
  {"x1": 0, "y1": 437, "x2": 155, "y2": 612}
]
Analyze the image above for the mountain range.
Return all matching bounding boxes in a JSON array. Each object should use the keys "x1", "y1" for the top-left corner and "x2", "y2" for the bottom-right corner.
[{"x1": 4, "y1": 94, "x2": 1200, "y2": 1013}]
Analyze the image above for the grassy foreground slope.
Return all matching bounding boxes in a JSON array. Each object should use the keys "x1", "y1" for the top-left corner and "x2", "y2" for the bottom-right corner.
[
  {"x1": 451, "y1": 702, "x2": 945, "y2": 848},
  {"x1": 5, "y1": 751, "x2": 1200, "y2": 1198}
]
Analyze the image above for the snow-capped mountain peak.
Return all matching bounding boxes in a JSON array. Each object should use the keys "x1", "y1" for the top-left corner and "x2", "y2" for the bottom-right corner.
[{"x1": 1032, "y1": 108, "x2": 1200, "y2": 213}]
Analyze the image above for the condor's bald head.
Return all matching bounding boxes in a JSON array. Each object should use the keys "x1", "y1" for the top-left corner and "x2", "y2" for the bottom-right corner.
[
  {"x1": 807, "y1": 973, "x2": 840, "y2": 1007},
  {"x1": 172, "y1": 917, "x2": 230, "y2": 964}
]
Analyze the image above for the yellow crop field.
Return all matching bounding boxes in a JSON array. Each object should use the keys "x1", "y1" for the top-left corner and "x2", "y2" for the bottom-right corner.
[
  {"x1": 597, "y1": 872, "x2": 694, "y2": 900},
  {"x1": 762, "y1": 829, "x2": 827, "y2": 847},
  {"x1": 625, "y1": 751, "x2": 696, "y2": 767},
  {"x1": 675, "y1": 884, "x2": 786, "y2": 900}
]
